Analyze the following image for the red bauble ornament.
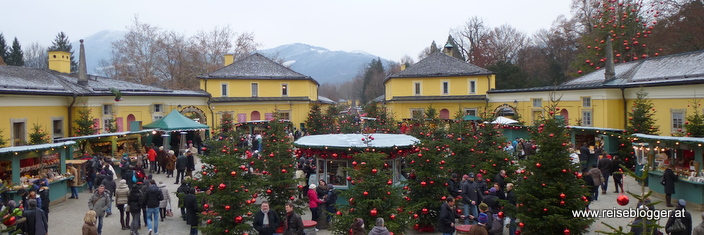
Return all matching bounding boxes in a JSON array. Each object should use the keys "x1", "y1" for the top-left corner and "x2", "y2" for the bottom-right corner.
[
  {"x1": 231, "y1": 171, "x2": 237, "y2": 176},
  {"x1": 535, "y1": 163, "x2": 541, "y2": 168},
  {"x1": 363, "y1": 191, "x2": 369, "y2": 196},
  {"x1": 617, "y1": 194, "x2": 630, "y2": 206},
  {"x1": 290, "y1": 196, "x2": 295, "y2": 200},
  {"x1": 420, "y1": 181, "x2": 427, "y2": 187},
  {"x1": 269, "y1": 153, "x2": 274, "y2": 157},
  {"x1": 519, "y1": 222, "x2": 525, "y2": 228},
  {"x1": 422, "y1": 208, "x2": 429, "y2": 214},
  {"x1": 336, "y1": 211, "x2": 342, "y2": 216},
  {"x1": 235, "y1": 216, "x2": 243, "y2": 223},
  {"x1": 560, "y1": 193, "x2": 566, "y2": 199},
  {"x1": 203, "y1": 204, "x2": 210, "y2": 210},
  {"x1": 281, "y1": 169, "x2": 288, "y2": 173},
  {"x1": 370, "y1": 209, "x2": 378, "y2": 217},
  {"x1": 543, "y1": 208, "x2": 548, "y2": 212},
  {"x1": 266, "y1": 189, "x2": 272, "y2": 194},
  {"x1": 390, "y1": 214, "x2": 396, "y2": 220},
  {"x1": 2, "y1": 215, "x2": 16, "y2": 226},
  {"x1": 564, "y1": 229, "x2": 570, "y2": 235},
  {"x1": 202, "y1": 172, "x2": 207, "y2": 176},
  {"x1": 206, "y1": 219, "x2": 212, "y2": 224},
  {"x1": 352, "y1": 161, "x2": 358, "y2": 166},
  {"x1": 441, "y1": 196, "x2": 447, "y2": 201},
  {"x1": 225, "y1": 205, "x2": 231, "y2": 210},
  {"x1": 560, "y1": 200, "x2": 565, "y2": 206},
  {"x1": 516, "y1": 231, "x2": 522, "y2": 235},
  {"x1": 372, "y1": 169, "x2": 378, "y2": 174},
  {"x1": 346, "y1": 176, "x2": 352, "y2": 181},
  {"x1": 387, "y1": 180, "x2": 393, "y2": 185},
  {"x1": 497, "y1": 211, "x2": 504, "y2": 219},
  {"x1": 413, "y1": 213, "x2": 419, "y2": 219},
  {"x1": 218, "y1": 183, "x2": 226, "y2": 190}
]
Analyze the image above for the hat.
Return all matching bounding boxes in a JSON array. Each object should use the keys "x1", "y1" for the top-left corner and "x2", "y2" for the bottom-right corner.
[
  {"x1": 67, "y1": 163, "x2": 73, "y2": 166},
  {"x1": 476, "y1": 173, "x2": 482, "y2": 178},
  {"x1": 479, "y1": 203, "x2": 488, "y2": 212},
  {"x1": 328, "y1": 185, "x2": 334, "y2": 190},
  {"x1": 100, "y1": 170, "x2": 106, "y2": 174},
  {"x1": 462, "y1": 175, "x2": 469, "y2": 180},
  {"x1": 467, "y1": 173, "x2": 475, "y2": 178},
  {"x1": 489, "y1": 188, "x2": 497, "y2": 194},
  {"x1": 123, "y1": 153, "x2": 129, "y2": 157},
  {"x1": 679, "y1": 199, "x2": 687, "y2": 207},
  {"x1": 478, "y1": 213, "x2": 488, "y2": 225},
  {"x1": 159, "y1": 146, "x2": 164, "y2": 150},
  {"x1": 309, "y1": 184, "x2": 316, "y2": 189},
  {"x1": 354, "y1": 218, "x2": 364, "y2": 227}
]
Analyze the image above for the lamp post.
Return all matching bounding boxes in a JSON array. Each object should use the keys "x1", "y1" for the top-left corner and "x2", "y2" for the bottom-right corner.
[{"x1": 177, "y1": 104, "x2": 183, "y2": 112}]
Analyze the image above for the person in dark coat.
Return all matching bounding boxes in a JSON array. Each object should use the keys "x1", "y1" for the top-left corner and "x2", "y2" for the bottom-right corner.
[
  {"x1": 630, "y1": 205, "x2": 660, "y2": 235},
  {"x1": 461, "y1": 173, "x2": 483, "y2": 225},
  {"x1": 253, "y1": 201, "x2": 281, "y2": 235},
  {"x1": 185, "y1": 151, "x2": 195, "y2": 178},
  {"x1": 127, "y1": 181, "x2": 143, "y2": 235},
  {"x1": 611, "y1": 155, "x2": 624, "y2": 193},
  {"x1": 437, "y1": 196, "x2": 456, "y2": 235},
  {"x1": 175, "y1": 151, "x2": 188, "y2": 184},
  {"x1": 663, "y1": 165, "x2": 678, "y2": 207},
  {"x1": 94, "y1": 170, "x2": 107, "y2": 190},
  {"x1": 665, "y1": 199, "x2": 692, "y2": 235},
  {"x1": 447, "y1": 173, "x2": 462, "y2": 198},
  {"x1": 20, "y1": 199, "x2": 48, "y2": 235},
  {"x1": 579, "y1": 142, "x2": 591, "y2": 171},
  {"x1": 184, "y1": 188, "x2": 200, "y2": 235},
  {"x1": 283, "y1": 202, "x2": 304, "y2": 235},
  {"x1": 482, "y1": 188, "x2": 500, "y2": 214},
  {"x1": 475, "y1": 174, "x2": 488, "y2": 195},
  {"x1": 598, "y1": 155, "x2": 613, "y2": 194},
  {"x1": 583, "y1": 169, "x2": 595, "y2": 209},
  {"x1": 102, "y1": 176, "x2": 117, "y2": 217},
  {"x1": 493, "y1": 170, "x2": 506, "y2": 196},
  {"x1": 176, "y1": 180, "x2": 191, "y2": 221}
]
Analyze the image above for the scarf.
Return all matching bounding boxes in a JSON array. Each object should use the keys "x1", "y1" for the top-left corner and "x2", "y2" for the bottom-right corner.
[{"x1": 262, "y1": 210, "x2": 269, "y2": 226}]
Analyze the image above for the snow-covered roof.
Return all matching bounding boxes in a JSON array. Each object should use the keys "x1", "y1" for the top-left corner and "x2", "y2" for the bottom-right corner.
[
  {"x1": 0, "y1": 66, "x2": 209, "y2": 97},
  {"x1": 489, "y1": 50, "x2": 704, "y2": 93},
  {"x1": 200, "y1": 53, "x2": 319, "y2": 85},
  {"x1": 632, "y1": 133, "x2": 704, "y2": 144},
  {"x1": 317, "y1": 96, "x2": 336, "y2": 104},
  {"x1": 0, "y1": 141, "x2": 77, "y2": 155},
  {"x1": 387, "y1": 52, "x2": 492, "y2": 81},
  {"x1": 294, "y1": 134, "x2": 419, "y2": 148},
  {"x1": 55, "y1": 129, "x2": 157, "y2": 142}
]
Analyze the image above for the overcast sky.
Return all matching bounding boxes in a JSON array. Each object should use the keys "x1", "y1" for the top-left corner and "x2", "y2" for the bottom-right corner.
[{"x1": 1, "y1": 0, "x2": 572, "y2": 61}]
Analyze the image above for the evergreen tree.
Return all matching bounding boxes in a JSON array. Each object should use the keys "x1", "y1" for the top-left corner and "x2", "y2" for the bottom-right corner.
[
  {"x1": 405, "y1": 107, "x2": 451, "y2": 231},
  {"x1": 332, "y1": 152, "x2": 412, "y2": 235},
  {"x1": 192, "y1": 127, "x2": 257, "y2": 234},
  {"x1": 362, "y1": 102, "x2": 398, "y2": 133},
  {"x1": 219, "y1": 113, "x2": 235, "y2": 134},
  {"x1": 254, "y1": 112, "x2": 306, "y2": 221},
  {"x1": 511, "y1": 95, "x2": 594, "y2": 234},
  {"x1": 339, "y1": 113, "x2": 360, "y2": 134},
  {"x1": 47, "y1": 32, "x2": 78, "y2": 72},
  {"x1": 6, "y1": 37, "x2": 24, "y2": 66},
  {"x1": 627, "y1": 88, "x2": 659, "y2": 135},
  {"x1": 682, "y1": 98, "x2": 704, "y2": 137},
  {"x1": 0, "y1": 33, "x2": 8, "y2": 64},
  {"x1": 74, "y1": 106, "x2": 96, "y2": 136},
  {"x1": 447, "y1": 110, "x2": 480, "y2": 177},
  {"x1": 0, "y1": 129, "x2": 7, "y2": 147},
  {"x1": 29, "y1": 124, "x2": 49, "y2": 145},
  {"x1": 469, "y1": 123, "x2": 517, "y2": 186},
  {"x1": 359, "y1": 58, "x2": 385, "y2": 104},
  {"x1": 305, "y1": 103, "x2": 325, "y2": 135},
  {"x1": 322, "y1": 105, "x2": 341, "y2": 134}
]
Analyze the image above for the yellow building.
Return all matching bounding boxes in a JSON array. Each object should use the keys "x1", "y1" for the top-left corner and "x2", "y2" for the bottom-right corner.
[
  {"x1": 0, "y1": 41, "x2": 209, "y2": 147},
  {"x1": 383, "y1": 52, "x2": 495, "y2": 120},
  {"x1": 198, "y1": 53, "x2": 334, "y2": 131},
  {"x1": 487, "y1": 50, "x2": 704, "y2": 135}
]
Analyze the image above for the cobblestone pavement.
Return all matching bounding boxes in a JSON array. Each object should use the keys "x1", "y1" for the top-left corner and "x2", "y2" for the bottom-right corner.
[{"x1": 47, "y1": 158, "x2": 700, "y2": 235}]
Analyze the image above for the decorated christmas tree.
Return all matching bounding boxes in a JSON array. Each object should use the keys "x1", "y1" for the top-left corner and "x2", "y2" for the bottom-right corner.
[
  {"x1": 254, "y1": 112, "x2": 306, "y2": 221},
  {"x1": 321, "y1": 104, "x2": 341, "y2": 134},
  {"x1": 219, "y1": 112, "x2": 235, "y2": 134},
  {"x1": 305, "y1": 103, "x2": 326, "y2": 135},
  {"x1": 73, "y1": 106, "x2": 96, "y2": 136},
  {"x1": 405, "y1": 107, "x2": 451, "y2": 231},
  {"x1": 469, "y1": 122, "x2": 517, "y2": 187},
  {"x1": 362, "y1": 102, "x2": 398, "y2": 133},
  {"x1": 28, "y1": 123, "x2": 49, "y2": 145},
  {"x1": 190, "y1": 126, "x2": 257, "y2": 234},
  {"x1": 447, "y1": 111, "x2": 480, "y2": 176},
  {"x1": 332, "y1": 152, "x2": 412, "y2": 234},
  {"x1": 682, "y1": 98, "x2": 704, "y2": 137},
  {"x1": 510, "y1": 95, "x2": 594, "y2": 235},
  {"x1": 627, "y1": 89, "x2": 659, "y2": 135}
]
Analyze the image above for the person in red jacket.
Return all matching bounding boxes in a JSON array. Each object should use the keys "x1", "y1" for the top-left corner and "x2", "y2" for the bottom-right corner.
[
  {"x1": 147, "y1": 147, "x2": 157, "y2": 173},
  {"x1": 307, "y1": 184, "x2": 324, "y2": 231}
]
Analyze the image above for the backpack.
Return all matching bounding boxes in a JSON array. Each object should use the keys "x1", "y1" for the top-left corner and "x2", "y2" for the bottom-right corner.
[{"x1": 487, "y1": 213, "x2": 504, "y2": 235}]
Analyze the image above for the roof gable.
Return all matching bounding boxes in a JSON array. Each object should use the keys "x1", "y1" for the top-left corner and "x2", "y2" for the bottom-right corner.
[
  {"x1": 201, "y1": 53, "x2": 319, "y2": 84},
  {"x1": 387, "y1": 52, "x2": 492, "y2": 80}
]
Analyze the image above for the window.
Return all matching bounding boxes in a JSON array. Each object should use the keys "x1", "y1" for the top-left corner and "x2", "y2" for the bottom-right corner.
[
  {"x1": 672, "y1": 109, "x2": 685, "y2": 131},
  {"x1": 11, "y1": 120, "x2": 26, "y2": 146},
  {"x1": 103, "y1": 104, "x2": 113, "y2": 115},
  {"x1": 414, "y1": 82, "x2": 421, "y2": 95},
  {"x1": 153, "y1": 116, "x2": 163, "y2": 121},
  {"x1": 278, "y1": 111, "x2": 291, "y2": 121},
  {"x1": 442, "y1": 81, "x2": 449, "y2": 95},
  {"x1": 221, "y1": 83, "x2": 228, "y2": 97},
  {"x1": 469, "y1": 81, "x2": 476, "y2": 94},
  {"x1": 464, "y1": 108, "x2": 478, "y2": 116},
  {"x1": 532, "y1": 111, "x2": 543, "y2": 124},
  {"x1": 103, "y1": 119, "x2": 112, "y2": 132},
  {"x1": 252, "y1": 83, "x2": 259, "y2": 97},
  {"x1": 582, "y1": 97, "x2": 592, "y2": 107},
  {"x1": 532, "y1": 99, "x2": 542, "y2": 108},
  {"x1": 320, "y1": 160, "x2": 349, "y2": 188},
  {"x1": 52, "y1": 118, "x2": 63, "y2": 138},
  {"x1": 153, "y1": 104, "x2": 163, "y2": 113},
  {"x1": 582, "y1": 110, "x2": 593, "y2": 127},
  {"x1": 282, "y1": 84, "x2": 288, "y2": 96},
  {"x1": 410, "y1": 108, "x2": 425, "y2": 119}
]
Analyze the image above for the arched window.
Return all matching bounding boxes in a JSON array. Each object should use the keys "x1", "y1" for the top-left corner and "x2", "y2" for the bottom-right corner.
[
  {"x1": 251, "y1": 111, "x2": 261, "y2": 121},
  {"x1": 439, "y1": 109, "x2": 450, "y2": 119}
]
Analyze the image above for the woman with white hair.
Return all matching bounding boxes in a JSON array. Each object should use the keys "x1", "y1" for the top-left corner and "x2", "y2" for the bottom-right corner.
[
  {"x1": 368, "y1": 217, "x2": 391, "y2": 235},
  {"x1": 306, "y1": 184, "x2": 324, "y2": 231}
]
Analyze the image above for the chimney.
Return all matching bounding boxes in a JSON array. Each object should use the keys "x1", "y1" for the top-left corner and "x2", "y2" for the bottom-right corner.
[
  {"x1": 604, "y1": 36, "x2": 615, "y2": 80},
  {"x1": 400, "y1": 64, "x2": 406, "y2": 71},
  {"x1": 443, "y1": 43, "x2": 453, "y2": 57},
  {"x1": 78, "y1": 39, "x2": 88, "y2": 85},
  {"x1": 47, "y1": 50, "x2": 71, "y2": 73},
  {"x1": 224, "y1": 54, "x2": 234, "y2": 66}
]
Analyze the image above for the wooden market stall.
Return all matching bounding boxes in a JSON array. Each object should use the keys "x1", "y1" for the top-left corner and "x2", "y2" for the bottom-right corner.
[
  {"x1": 0, "y1": 141, "x2": 76, "y2": 205},
  {"x1": 632, "y1": 134, "x2": 704, "y2": 209},
  {"x1": 567, "y1": 126, "x2": 626, "y2": 168},
  {"x1": 143, "y1": 109, "x2": 209, "y2": 153}
]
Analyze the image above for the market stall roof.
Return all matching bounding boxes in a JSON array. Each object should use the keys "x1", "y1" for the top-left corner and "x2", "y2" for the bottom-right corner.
[
  {"x1": 567, "y1": 126, "x2": 625, "y2": 132},
  {"x1": 632, "y1": 133, "x2": 704, "y2": 144},
  {"x1": 294, "y1": 134, "x2": 419, "y2": 149},
  {"x1": 491, "y1": 116, "x2": 518, "y2": 124},
  {"x1": 0, "y1": 141, "x2": 76, "y2": 155},
  {"x1": 55, "y1": 129, "x2": 157, "y2": 142},
  {"x1": 143, "y1": 109, "x2": 210, "y2": 131}
]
